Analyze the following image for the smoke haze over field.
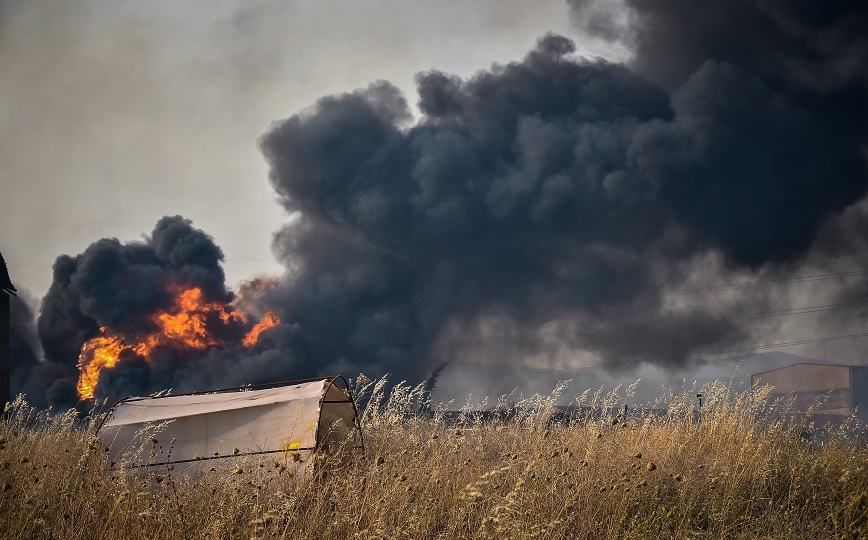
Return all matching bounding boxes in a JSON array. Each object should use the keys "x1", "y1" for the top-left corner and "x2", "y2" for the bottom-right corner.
[{"x1": 6, "y1": 0, "x2": 868, "y2": 407}]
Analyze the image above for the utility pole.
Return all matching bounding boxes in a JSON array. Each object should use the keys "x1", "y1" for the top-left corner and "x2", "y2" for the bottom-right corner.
[{"x1": 0, "y1": 249, "x2": 16, "y2": 409}]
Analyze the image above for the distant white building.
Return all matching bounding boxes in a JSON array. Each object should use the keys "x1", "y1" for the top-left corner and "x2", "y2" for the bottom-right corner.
[{"x1": 751, "y1": 363, "x2": 868, "y2": 419}]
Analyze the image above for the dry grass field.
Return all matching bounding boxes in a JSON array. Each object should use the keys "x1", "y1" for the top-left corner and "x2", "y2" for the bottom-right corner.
[{"x1": 1, "y1": 378, "x2": 866, "y2": 539}]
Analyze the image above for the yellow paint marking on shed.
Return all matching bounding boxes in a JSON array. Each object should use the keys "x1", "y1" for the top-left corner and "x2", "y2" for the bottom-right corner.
[{"x1": 281, "y1": 440, "x2": 301, "y2": 452}]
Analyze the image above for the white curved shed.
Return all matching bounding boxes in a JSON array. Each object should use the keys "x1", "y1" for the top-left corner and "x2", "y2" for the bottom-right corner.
[{"x1": 97, "y1": 376, "x2": 362, "y2": 469}]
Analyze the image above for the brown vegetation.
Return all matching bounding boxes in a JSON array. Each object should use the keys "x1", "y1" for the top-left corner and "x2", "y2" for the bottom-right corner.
[{"x1": 1, "y1": 379, "x2": 866, "y2": 539}]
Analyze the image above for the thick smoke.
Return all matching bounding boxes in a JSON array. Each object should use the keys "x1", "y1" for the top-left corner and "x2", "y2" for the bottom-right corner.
[
  {"x1": 565, "y1": 0, "x2": 868, "y2": 367},
  {"x1": 32, "y1": 216, "x2": 304, "y2": 405},
  {"x1": 568, "y1": 0, "x2": 868, "y2": 264},
  {"x1": 259, "y1": 0, "x2": 867, "y2": 385},
  {"x1": 8, "y1": 292, "x2": 77, "y2": 410},
  {"x1": 15, "y1": 1, "x2": 868, "y2": 406}
]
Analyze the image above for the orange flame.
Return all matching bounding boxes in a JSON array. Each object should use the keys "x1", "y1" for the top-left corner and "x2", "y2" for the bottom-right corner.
[
  {"x1": 76, "y1": 331, "x2": 126, "y2": 402},
  {"x1": 242, "y1": 311, "x2": 279, "y2": 348},
  {"x1": 76, "y1": 285, "x2": 280, "y2": 399}
]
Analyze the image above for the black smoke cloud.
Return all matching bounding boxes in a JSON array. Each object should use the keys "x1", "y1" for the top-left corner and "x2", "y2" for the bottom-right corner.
[
  {"x1": 571, "y1": 0, "x2": 868, "y2": 93},
  {"x1": 8, "y1": 292, "x2": 77, "y2": 410},
  {"x1": 38, "y1": 215, "x2": 231, "y2": 367},
  {"x1": 568, "y1": 0, "x2": 868, "y2": 264},
  {"x1": 26, "y1": 216, "x2": 305, "y2": 405},
  {"x1": 259, "y1": 1, "x2": 867, "y2": 383},
  {"x1": 16, "y1": 1, "x2": 868, "y2": 406}
]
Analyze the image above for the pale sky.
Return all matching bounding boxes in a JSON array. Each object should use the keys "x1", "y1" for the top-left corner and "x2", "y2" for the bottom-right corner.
[{"x1": 0, "y1": 0, "x2": 622, "y2": 300}]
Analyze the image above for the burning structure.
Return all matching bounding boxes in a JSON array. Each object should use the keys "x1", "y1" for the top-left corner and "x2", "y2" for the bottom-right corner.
[
  {"x1": 33, "y1": 216, "x2": 284, "y2": 407},
  {"x1": 76, "y1": 284, "x2": 279, "y2": 400}
]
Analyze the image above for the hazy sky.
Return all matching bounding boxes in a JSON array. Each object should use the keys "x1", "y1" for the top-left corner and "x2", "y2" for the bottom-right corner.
[
  {"x1": 5, "y1": 1, "x2": 868, "y2": 407},
  {"x1": 0, "y1": 0, "x2": 619, "y2": 299}
]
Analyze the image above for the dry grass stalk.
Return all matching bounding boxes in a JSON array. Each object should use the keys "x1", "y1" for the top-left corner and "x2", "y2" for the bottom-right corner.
[{"x1": 0, "y1": 379, "x2": 866, "y2": 539}]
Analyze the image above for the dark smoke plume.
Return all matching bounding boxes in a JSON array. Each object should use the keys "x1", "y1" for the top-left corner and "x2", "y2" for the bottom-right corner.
[
  {"x1": 259, "y1": 0, "x2": 867, "y2": 385},
  {"x1": 567, "y1": 0, "x2": 868, "y2": 264},
  {"x1": 19, "y1": 1, "x2": 868, "y2": 406},
  {"x1": 39, "y1": 215, "x2": 230, "y2": 366},
  {"x1": 33, "y1": 216, "x2": 302, "y2": 405},
  {"x1": 8, "y1": 292, "x2": 77, "y2": 410}
]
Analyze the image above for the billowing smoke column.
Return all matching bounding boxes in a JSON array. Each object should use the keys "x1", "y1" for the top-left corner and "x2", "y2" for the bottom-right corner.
[
  {"x1": 8, "y1": 291, "x2": 77, "y2": 410},
  {"x1": 16, "y1": 216, "x2": 286, "y2": 407},
  {"x1": 10, "y1": 0, "x2": 868, "y2": 407},
  {"x1": 259, "y1": 0, "x2": 866, "y2": 380}
]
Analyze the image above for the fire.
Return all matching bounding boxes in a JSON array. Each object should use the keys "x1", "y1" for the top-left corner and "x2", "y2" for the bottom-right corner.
[
  {"x1": 153, "y1": 287, "x2": 239, "y2": 349},
  {"x1": 242, "y1": 311, "x2": 279, "y2": 348},
  {"x1": 76, "y1": 285, "x2": 279, "y2": 399},
  {"x1": 76, "y1": 332, "x2": 126, "y2": 402}
]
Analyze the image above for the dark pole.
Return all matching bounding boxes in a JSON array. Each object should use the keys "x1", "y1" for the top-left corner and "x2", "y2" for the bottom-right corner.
[
  {"x1": 0, "y1": 291, "x2": 8, "y2": 408},
  {"x1": 1, "y1": 249, "x2": 16, "y2": 410}
]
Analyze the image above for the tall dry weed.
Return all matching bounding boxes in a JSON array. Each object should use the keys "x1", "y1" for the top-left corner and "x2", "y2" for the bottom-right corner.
[{"x1": 0, "y1": 379, "x2": 865, "y2": 539}]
